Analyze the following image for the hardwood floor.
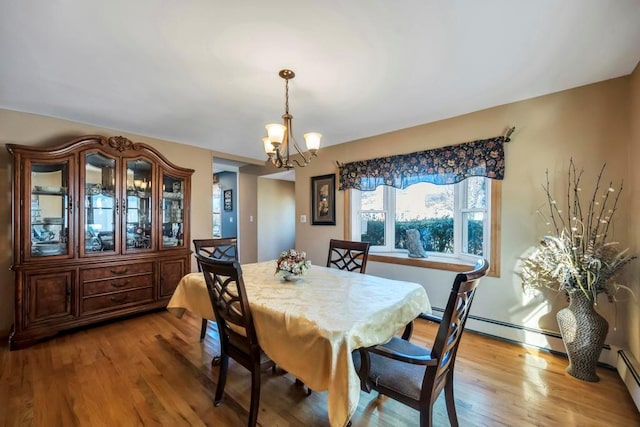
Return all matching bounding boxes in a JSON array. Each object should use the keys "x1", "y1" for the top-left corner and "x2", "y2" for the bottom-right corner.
[{"x1": 1, "y1": 310, "x2": 638, "y2": 427}]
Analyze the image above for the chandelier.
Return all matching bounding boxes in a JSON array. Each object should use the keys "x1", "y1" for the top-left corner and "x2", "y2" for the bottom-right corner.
[{"x1": 263, "y1": 69, "x2": 321, "y2": 169}]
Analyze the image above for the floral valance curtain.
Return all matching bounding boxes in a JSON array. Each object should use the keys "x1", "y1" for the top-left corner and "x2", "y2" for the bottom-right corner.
[{"x1": 338, "y1": 135, "x2": 508, "y2": 191}]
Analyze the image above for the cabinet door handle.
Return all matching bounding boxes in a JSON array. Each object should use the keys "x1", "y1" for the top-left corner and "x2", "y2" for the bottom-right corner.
[
  {"x1": 110, "y1": 280, "x2": 130, "y2": 288},
  {"x1": 110, "y1": 267, "x2": 128, "y2": 275},
  {"x1": 122, "y1": 198, "x2": 126, "y2": 211},
  {"x1": 115, "y1": 199, "x2": 119, "y2": 215},
  {"x1": 68, "y1": 195, "x2": 73, "y2": 213},
  {"x1": 110, "y1": 294, "x2": 128, "y2": 303}
]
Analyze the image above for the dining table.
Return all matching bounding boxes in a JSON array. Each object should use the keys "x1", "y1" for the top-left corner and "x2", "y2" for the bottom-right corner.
[{"x1": 167, "y1": 260, "x2": 431, "y2": 427}]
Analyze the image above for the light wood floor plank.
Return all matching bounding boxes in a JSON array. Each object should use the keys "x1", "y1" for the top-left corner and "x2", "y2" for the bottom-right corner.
[{"x1": 1, "y1": 310, "x2": 638, "y2": 426}]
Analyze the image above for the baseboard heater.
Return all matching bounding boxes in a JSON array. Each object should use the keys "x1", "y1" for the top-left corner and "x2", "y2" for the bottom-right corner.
[{"x1": 617, "y1": 349, "x2": 640, "y2": 412}]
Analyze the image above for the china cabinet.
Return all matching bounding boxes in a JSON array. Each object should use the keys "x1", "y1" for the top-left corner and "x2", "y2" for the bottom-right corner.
[{"x1": 7, "y1": 135, "x2": 194, "y2": 349}]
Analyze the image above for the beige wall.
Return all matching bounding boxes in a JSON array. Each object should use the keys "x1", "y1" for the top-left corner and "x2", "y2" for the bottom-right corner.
[
  {"x1": 257, "y1": 178, "x2": 295, "y2": 261},
  {"x1": 294, "y1": 77, "x2": 634, "y2": 349},
  {"x1": 237, "y1": 163, "x2": 284, "y2": 264},
  {"x1": 628, "y1": 63, "x2": 640, "y2": 361},
  {"x1": 238, "y1": 171, "x2": 258, "y2": 264},
  {"x1": 1, "y1": 71, "x2": 638, "y2": 354},
  {"x1": 0, "y1": 109, "x2": 213, "y2": 335}
]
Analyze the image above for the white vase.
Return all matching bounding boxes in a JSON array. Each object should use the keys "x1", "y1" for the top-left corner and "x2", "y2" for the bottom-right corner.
[{"x1": 282, "y1": 272, "x2": 302, "y2": 282}]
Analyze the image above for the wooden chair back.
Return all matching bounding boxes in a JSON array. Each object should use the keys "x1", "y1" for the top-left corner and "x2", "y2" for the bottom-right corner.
[
  {"x1": 193, "y1": 238, "x2": 239, "y2": 341},
  {"x1": 195, "y1": 254, "x2": 257, "y2": 357},
  {"x1": 193, "y1": 238, "x2": 238, "y2": 270},
  {"x1": 425, "y1": 258, "x2": 489, "y2": 403},
  {"x1": 195, "y1": 254, "x2": 274, "y2": 427},
  {"x1": 326, "y1": 239, "x2": 371, "y2": 273},
  {"x1": 355, "y1": 258, "x2": 489, "y2": 427}
]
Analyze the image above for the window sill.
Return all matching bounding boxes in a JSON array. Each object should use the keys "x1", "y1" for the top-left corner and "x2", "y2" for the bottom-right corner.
[{"x1": 368, "y1": 252, "x2": 497, "y2": 277}]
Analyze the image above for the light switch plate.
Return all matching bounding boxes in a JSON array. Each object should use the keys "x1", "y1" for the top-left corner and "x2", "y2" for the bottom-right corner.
[{"x1": 300, "y1": 214, "x2": 307, "y2": 223}]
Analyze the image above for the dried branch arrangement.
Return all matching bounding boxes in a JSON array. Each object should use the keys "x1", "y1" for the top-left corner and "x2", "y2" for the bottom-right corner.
[{"x1": 521, "y1": 160, "x2": 636, "y2": 303}]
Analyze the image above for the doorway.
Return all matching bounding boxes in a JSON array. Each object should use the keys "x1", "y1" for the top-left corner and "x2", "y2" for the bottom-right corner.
[
  {"x1": 213, "y1": 158, "x2": 241, "y2": 239},
  {"x1": 257, "y1": 170, "x2": 295, "y2": 262}
]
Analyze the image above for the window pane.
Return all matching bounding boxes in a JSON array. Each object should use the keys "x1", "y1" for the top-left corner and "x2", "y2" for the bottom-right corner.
[
  {"x1": 463, "y1": 211, "x2": 484, "y2": 255},
  {"x1": 360, "y1": 212, "x2": 385, "y2": 246},
  {"x1": 395, "y1": 183, "x2": 454, "y2": 253},
  {"x1": 360, "y1": 186, "x2": 384, "y2": 210},
  {"x1": 465, "y1": 177, "x2": 486, "y2": 209}
]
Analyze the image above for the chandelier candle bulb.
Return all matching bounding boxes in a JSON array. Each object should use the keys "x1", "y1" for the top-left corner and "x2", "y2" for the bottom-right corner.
[
  {"x1": 263, "y1": 137, "x2": 276, "y2": 155},
  {"x1": 266, "y1": 124, "x2": 286, "y2": 145},
  {"x1": 303, "y1": 132, "x2": 322, "y2": 152}
]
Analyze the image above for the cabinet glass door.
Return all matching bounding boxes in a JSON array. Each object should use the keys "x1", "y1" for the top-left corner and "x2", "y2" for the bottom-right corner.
[
  {"x1": 161, "y1": 174, "x2": 185, "y2": 249},
  {"x1": 30, "y1": 162, "x2": 70, "y2": 257},
  {"x1": 83, "y1": 152, "x2": 117, "y2": 254},
  {"x1": 126, "y1": 159, "x2": 153, "y2": 251}
]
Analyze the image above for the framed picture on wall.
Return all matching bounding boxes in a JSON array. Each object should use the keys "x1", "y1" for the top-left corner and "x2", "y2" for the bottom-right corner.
[
  {"x1": 223, "y1": 189, "x2": 233, "y2": 211},
  {"x1": 311, "y1": 174, "x2": 336, "y2": 225}
]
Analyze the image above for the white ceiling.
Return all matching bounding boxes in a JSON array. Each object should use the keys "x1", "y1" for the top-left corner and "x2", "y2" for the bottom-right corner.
[{"x1": 2, "y1": 1, "x2": 640, "y2": 164}]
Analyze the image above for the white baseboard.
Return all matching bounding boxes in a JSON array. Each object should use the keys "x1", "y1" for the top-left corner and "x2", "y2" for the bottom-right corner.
[
  {"x1": 616, "y1": 349, "x2": 640, "y2": 412},
  {"x1": 434, "y1": 309, "x2": 615, "y2": 365}
]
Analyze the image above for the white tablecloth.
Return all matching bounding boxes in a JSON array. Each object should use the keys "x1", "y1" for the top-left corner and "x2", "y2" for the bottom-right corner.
[{"x1": 167, "y1": 261, "x2": 431, "y2": 427}]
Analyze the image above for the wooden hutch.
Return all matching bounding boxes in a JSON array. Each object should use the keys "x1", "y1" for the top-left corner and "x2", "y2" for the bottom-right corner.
[{"x1": 7, "y1": 135, "x2": 194, "y2": 349}]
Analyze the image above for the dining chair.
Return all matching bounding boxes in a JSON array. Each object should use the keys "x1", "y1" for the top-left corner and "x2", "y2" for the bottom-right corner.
[
  {"x1": 354, "y1": 258, "x2": 490, "y2": 427},
  {"x1": 195, "y1": 254, "x2": 275, "y2": 427},
  {"x1": 193, "y1": 238, "x2": 238, "y2": 341},
  {"x1": 326, "y1": 239, "x2": 371, "y2": 273}
]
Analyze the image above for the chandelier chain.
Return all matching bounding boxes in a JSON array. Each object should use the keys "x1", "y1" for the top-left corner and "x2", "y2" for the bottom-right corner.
[{"x1": 284, "y1": 78, "x2": 290, "y2": 115}]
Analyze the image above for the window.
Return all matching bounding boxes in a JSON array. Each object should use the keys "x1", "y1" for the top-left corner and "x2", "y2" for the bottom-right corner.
[{"x1": 350, "y1": 177, "x2": 496, "y2": 267}]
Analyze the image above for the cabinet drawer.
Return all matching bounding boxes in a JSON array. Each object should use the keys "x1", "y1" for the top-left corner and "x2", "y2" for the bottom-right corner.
[
  {"x1": 81, "y1": 287, "x2": 153, "y2": 314},
  {"x1": 81, "y1": 262, "x2": 153, "y2": 281},
  {"x1": 83, "y1": 274, "x2": 153, "y2": 297}
]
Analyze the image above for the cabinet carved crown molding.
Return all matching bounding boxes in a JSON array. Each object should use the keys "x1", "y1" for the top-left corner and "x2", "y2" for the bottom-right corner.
[{"x1": 108, "y1": 136, "x2": 142, "y2": 152}]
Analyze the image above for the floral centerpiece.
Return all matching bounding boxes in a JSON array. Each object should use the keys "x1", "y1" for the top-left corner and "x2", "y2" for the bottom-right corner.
[
  {"x1": 520, "y1": 160, "x2": 636, "y2": 382},
  {"x1": 275, "y1": 249, "x2": 312, "y2": 281}
]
